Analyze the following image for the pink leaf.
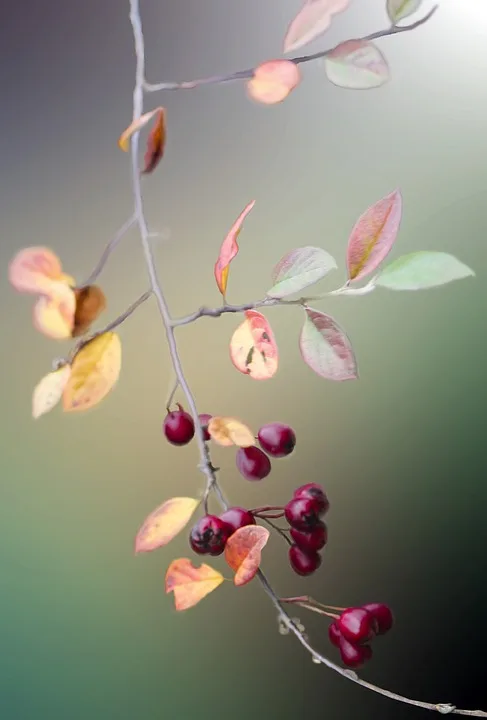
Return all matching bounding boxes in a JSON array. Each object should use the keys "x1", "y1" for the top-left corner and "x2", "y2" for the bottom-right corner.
[
  {"x1": 247, "y1": 60, "x2": 301, "y2": 105},
  {"x1": 9, "y1": 247, "x2": 64, "y2": 296},
  {"x1": 214, "y1": 201, "x2": 256, "y2": 298},
  {"x1": 299, "y1": 308, "x2": 358, "y2": 381},
  {"x1": 229, "y1": 310, "x2": 279, "y2": 380},
  {"x1": 325, "y1": 40, "x2": 390, "y2": 89},
  {"x1": 283, "y1": 0, "x2": 351, "y2": 54}
]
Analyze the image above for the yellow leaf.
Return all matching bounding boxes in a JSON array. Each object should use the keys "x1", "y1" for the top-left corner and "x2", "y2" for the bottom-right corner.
[
  {"x1": 33, "y1": 282, "x2": 76, "y2": 340},
  {"x1": 118, "y1": 108, "x2": 163, "y2": 152},
  {"x1": 207, "y1": 416, "x2": 256, "y2": 448},
  {"x1": 32, "y1": 365, "x2": 72, "y2": 419},
  {"x1": 62, "y1": 332, "x2": 122, "y2": 413},
  {"x1": 135, "y1": 497, "x2": 200, "y2": 553},
  {"x1": 165, "y1": 558, "x2": 224, "y2": 611}
]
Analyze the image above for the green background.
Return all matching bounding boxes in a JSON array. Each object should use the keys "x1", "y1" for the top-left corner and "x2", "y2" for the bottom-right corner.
[{"x1": 1, "y1": 0, "x2": 486, "y2": 718}]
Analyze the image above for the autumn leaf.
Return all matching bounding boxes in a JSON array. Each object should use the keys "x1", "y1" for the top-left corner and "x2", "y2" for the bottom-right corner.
[
  {"x1": 72, "y1": 285, "x2": 107, "y2": 337},
  {"x1": 247, "y1": 60, "x2": 301, "y2": 105},
  {"x1": 225, "y1": 525, "x2": 270, "y2": 587},
  {"x1": 207, "y1": 417, "x2": 256, "y2": 448},
  {"x1": 214, "y1": 201, "x2": 255, "y2": 299},
  {"x1": 347, "y1": 190, "x2": 402, "y2": 283},
  {"x1": 118, "y1": 107, "x2": 164, "y2": 152},
  {"x1": 387, "y1": 0, "x2": 423, "y2": 24},
  {"x1": 62, "y1": 332, "x2": 122, "y2": 412},
  {"x1": 375, "y1": 252, "x2": 475, "y2": 291},
  {"x1": 283, "y1": 0, "x2": 351, "y2": 54},
  {"x1": 9, "y1": 247, "x2": 65, "y2": 296},
  {"x1": 33, "y1": 281, "x2": 76, "y2": 340},
  {"x1": 135, "y1": 497, "x2": 199, "y2": 553},
  {"x1": 324, "y1": 40, "x2": 390, "y2": 90},
  {"x1": 267, "y1": 246, "x2": 337, "y2": 299},
  {"x1": 299, "y1": 308, "x2": 358, "y2": 381},
  {"x1": 229, "y1": 310, "x2": 279, "y2": 381},
  {"x1": 32, "y1": 365, "x2": 72, "y2": 419},
  {"x1": 165, "y1": 558, "x2": 224, "y2": 611},
  {"x1": 142, "y1": 108, "x2": 167, "y2": 174}
]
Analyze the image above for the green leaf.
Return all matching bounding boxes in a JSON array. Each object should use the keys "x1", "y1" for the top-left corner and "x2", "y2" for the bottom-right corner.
[
  {"x1": 299, "y1": 308, "x2": 358, "y2": 381},
  {"x1": 386, "y1": 0, "x2": 424, "y2": 24},
  {"x1": 375, "y1": 252, "x2": 475, "y2": 291},
  {"x1": 266, "y1": 247, "x2": 337, "y2": 299}
]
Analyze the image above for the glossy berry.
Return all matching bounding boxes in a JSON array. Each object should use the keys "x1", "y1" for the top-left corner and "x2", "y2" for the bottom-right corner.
[
  {"x1": 338, "y1": 607, "x2": 378, "y2": 645},
  {"x1": 257, "y1": 422, "x2": 296, "y2": 458},
  {"x1": 338, "y1": 636, "x2": 373, "y2": 669},
  {"x1": 198, "y1": 413, "x2": 212, "y2": 442},
  {"x1": 293, "y1": 483, "x2": 329, "y2": 515},
  {"x1": 290, "y1": 522, "x2": 327, "y2": 552},
  {"x1": 236, "y1": 446, "x2": 271, "y2": 481},
  {"x1": 164, "y1": 404, "x2": 195, "y2": 446},
  {"x1": 189, "y1": 515, "x2": 232, "y2": 556},
  {"x1": 284, "y1": 497, "x2": 323, "y2": 530},
  {"x1": 362, "y1": 603, "x2": 394, "y2": 635},
  {"x1": 328, "y1": 621, "x2": 342, "y2": 648},
  {"x1": 219, "y1": 506, "x2": 256, "y2": 533},
  {"x1": 288, "y1": 544, "x2": 322, "y2": 576}
]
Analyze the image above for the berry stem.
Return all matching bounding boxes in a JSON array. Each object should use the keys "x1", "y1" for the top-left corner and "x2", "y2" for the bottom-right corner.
[
  {"x1": 165, "y1": 376, "x2": 180, "y2": 413},
  {"x1": 259, "y1": 517, "x2": 293, "y2": 546},
  {"x1": 280, "y1": 596, "x2": 339, "y2": 620},
  {"x1": 281, "y1": 596, "x2": 347, "y2": 613},
  {"x1": 251, "y1": 506, "x2": 285, "y2": 515}
]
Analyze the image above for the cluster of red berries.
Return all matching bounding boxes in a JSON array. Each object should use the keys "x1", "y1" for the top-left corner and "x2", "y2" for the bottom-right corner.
[
  {"x1": 163, "y1": 405, "x2": 296, "y2": 481},
  {"x1": 189, "y1": 506, "x2": 255, "y2": 556},
  {"x1": 284, "y1": 483, "x2": 329, "y2": 576},
  {"x1": 328, "y1": 603, "x2": 394, "y2": 669}
]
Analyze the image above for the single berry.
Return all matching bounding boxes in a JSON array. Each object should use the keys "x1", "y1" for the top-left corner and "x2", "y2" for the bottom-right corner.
[
  {"x1": 236, "y1": 446, "x2": 271, "y2": 481},
  {"x1": 362, "y1": 603, "x2": 394, "y2": 635},
  {"x1": 328, "y1": 621, "x2": 342, "y2": 648},
  {"x1": 198, "y1": 413, "x2": 212, "y2": 442},
  {"x1": 338, "y1": 607, "x2": 378, "y2": 645},
  {"x1": 293, "y1": 483, "x2": 329, "y2": 515},
  {"x1": 290, "y1": 522, "x2": 328, "y2": 552},
  {"x1": 288, "y1": 544, "x2": 322, "y2": 576},
  {"x1": 257, "y1": 422, "x2": 296, "y2": 458},
  {"x1": 189, "y1": 515, "x2": 233, "y2": 556},
  {"x1": 338, "y1": 636, "x2": 373, "y2": 669},
  {"x1": 219, "y1": 507, "x2": 256, "y2": 533},
  {"x1": 164, "y1": 404, "x2": 195, "y2": 446},
  {"x1": 284, "y1": 497, "x2": 323, "y2": 530}
]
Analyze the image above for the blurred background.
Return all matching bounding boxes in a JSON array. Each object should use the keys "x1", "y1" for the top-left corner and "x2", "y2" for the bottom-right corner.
[{"x1": 1, "y1": 0, "x2": 486, "y2": 718}]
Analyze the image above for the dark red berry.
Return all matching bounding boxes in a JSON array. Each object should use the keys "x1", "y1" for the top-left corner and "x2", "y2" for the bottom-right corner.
[
  {"x1": 198, "y1": 413, "x2": 212, "y2": 442},
  {"x1": 257, "y1": 422, "x2": 296, "y2": 458},
  {"x1": 338, "y1": 607, "x2": 378, "y2": 645},
  {"x1": 284, "y1": 497, "x2": 323, "y2": 530},
  {"x1": 362, "y1": 603, "x2": 394, "y2": 635},
  {"x1": 164, "y1": 404, "x2": 195, "y2": 446},
  {"x1": 293, "y1": 483, "x2": 329, "y2": 515},
  {"x1": 236, "y1": 446, "x2": 271, "y2": 481},
  {"x1": 219, "y1": 507, "x2": 256, "y2": 533},
  {"x1": 338, "y1": 636, "x2": 373, "y2": 669},
  {"x1": 290, "y1": 522, "x2": 327, "y2": 552},
  {"x1": 288, "y1": 545, "x2": 322, "y2": 576},
  {"x1": 189, "y1": 515, "x2": 233, "y2": 556},
  {"x1": 328, "y1": 621, "x2": 342, "y2": 648}
]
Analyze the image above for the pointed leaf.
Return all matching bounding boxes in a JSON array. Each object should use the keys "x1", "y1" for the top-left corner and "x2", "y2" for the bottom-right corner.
[
  {"x1": 387, "y1": 0, "x2": 423, "y2": 24},
  {"x1": 299, "y1": 307, "x2": 357, "y2": 381},
  {"x1": 72, "y1": 285, "x2": 107, "y2": 337},
  {"x1": 247, "y1": 60, "x2": 301, "y2": 105},
  {"x1": 375, "y1": 251, "x2": 475, "y2": 291},
  {"x1": 135, "y1": 497, "x2": 199, "y2": 553},
  {"x1": 267, "y1": 246, "x2": 337, "y2": 299},
  {"x1": 230, "y1": 310, "x2": 279, "y2": 381},
  {"x1": 325, "y1": 40, "x2": 390, "y2": 90},
  {"x1": 118, "y1": 107, "x2": 162, "y2": 152},
  {"x1": 207, "y1": 417, "x2": 256, "y2": 448},
  {"x1": 225, "y1": 525, "x2": 270, "y2": 587},
  {"x1": 9, "y1": 247, "x2": 64, "y2": 296},
  {"x1": 347, "y1": 190, "x2": 402, "y2": 282},
  {"x1": 214, "y1": 201, "x2": 255, "y2": 298},
  {"x1": 165, "y1": 558, "x2": 224, "y2": 611},
  {"x1": 33, "y1": 282, "x2": 76, "y2": 339},
  {"x1": 62, "y1": 331, "x2": 122, "y2": 412},
  {"x1": 32, "y1": 365, "x2": 72, "y2": 419},
  {"x1": 283, "y1": 0, "x2": 351, "y2": 54},
  {"x1": 142, "y1": 108, "x2": 167, "y2": 174}
]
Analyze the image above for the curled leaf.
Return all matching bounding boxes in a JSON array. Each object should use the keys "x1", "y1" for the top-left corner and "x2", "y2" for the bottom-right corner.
[
  {"x1": 165, "y1": 558, "x2": 224, "y2": 611},
  {"x1": 118, "y1": 107, "x2": 163, "y2": 152},
  {"x1": 375, "y1": 251, "x2": 475, "y2": 291},
  {"x1": 230, "y1": 310, "x2": 278, "y2": 381},
  {"x1": 9, "y1": 247, "x2": 66, "y2": 296},
  {"x1": 214, "y1": 201, "x2": 255, "y2": 298},
  {"x1": 207, "y1": 417, "x2": 256, "y2": 448},
  {"x1": 387, "y1": 0, "x2": 423, "y2": 24},
  {"x1": 284, "y1": 0, "x2": 351, "y2": 54},
  {"x1": 135, "y1": 497, "x2": 199, "y2": 553},
  {"x1": 142, "y1": 108, "x2": 167, "y2": 174},
  {"x1": 299, "y1": 307, "x2": 357, "y2": 381},
  {"x1": 225, "y1": 525, "x2": 270, "y2": 587},
  {"x1": 325, "y1": 40, "x2": 390, "y2": 90},
  {"x1": 32, "y1": 365, "x2": 72, "y2": 419},
  {"x1": 247, "y1": 60, "x2": 301, "y2": 105},
  {"x1": 62, "y1": 331, "x2": 122, "y2": 412},
  {"x1": 33, "y1": 282, "x2": 76, "y2": 339},
  {"x1": 347, "y1": 190, "x2": 402, "y2": 283},
  {"x1": 72, "y1": 285, "x2": 107, "y2": 337},
  {"x1": 267, "y1": 246, "x2": 337, "y2": 299}
]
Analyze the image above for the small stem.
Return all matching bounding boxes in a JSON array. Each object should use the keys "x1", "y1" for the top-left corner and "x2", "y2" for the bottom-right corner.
[
  {"x1": 251, "y1": 505, "x2": 284, "y2": 515},
  {"x1": 165, "y1": 376, "x2": 180, "y2": 412},
  {"x1": 77, "y1": 215, "x2": 136, "y2": 288},
  {"x1": 259, "y1": 516, "x2": 292, "y2": 546},
  {"x1": 280, "y1": 596, "x2": 340, "y2": 620}
]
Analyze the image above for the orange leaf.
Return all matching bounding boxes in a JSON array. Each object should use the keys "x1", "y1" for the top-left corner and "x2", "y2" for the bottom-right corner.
[
  {"x1": 207, "y1": 417, "x2": 256, "y2": 448},
  {"x1": 9, "y1": 247, "x2": 64, "y2": 296},
  {"x1": 224, "y1": 525, "x2": 270, "y2": 586},
  {"x1": 214, "y1": 200, "x2": 255, "y2": 298},
  {"x1": 229, "y1": 310, "x2": 279, "y2": 380},
  {"x1": 33, "y1": 281, "x2": 76, "y2": 339},
  {"x1": 118, "y1": 107, "x2": 163, "y2": 152},
  {"x1": 32, "y1": 365, "x2": 72, "y2": 419},
  {"x1": 62, "y1": 331, "x2": 122, "y2": 412},
  {"x1": 142, "y1": 108, "x2": 166, "y2": 174},
  {"x1": 165, "y1": 558, "x2": 224, "y2": 611},
  {"x1": 72, "y1": 285, "x2": 107, "y2": 337},
  {"x1": 247, "y1": 60, "x2": 301, "y2": 105},
  {"x1": 135, "y1": 497, "x2": 199, "y2": 553}
]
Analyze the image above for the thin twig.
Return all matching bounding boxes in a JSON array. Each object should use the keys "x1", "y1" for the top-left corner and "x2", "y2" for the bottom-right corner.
[
  {"x1": 259, "y1": 516, "x2": 292, "y2": 546},
  {"x1": 144, "y1": 6, "x2": 438, "y2": 93},
  {"x1": 77, "y1": 215, "x2": 136, "y2": 288}
]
